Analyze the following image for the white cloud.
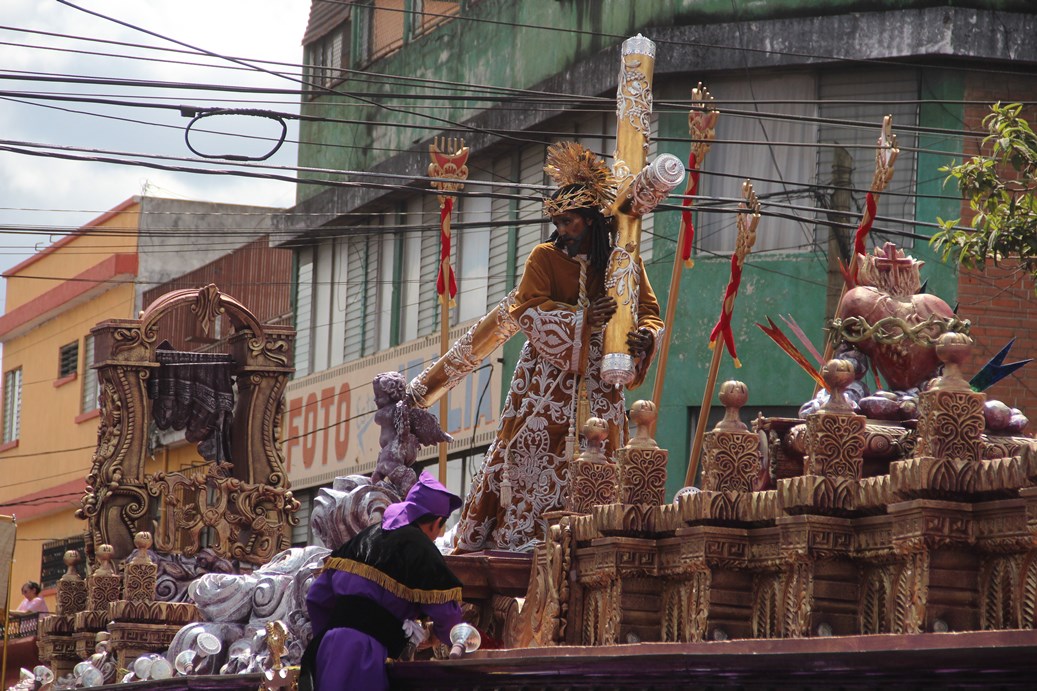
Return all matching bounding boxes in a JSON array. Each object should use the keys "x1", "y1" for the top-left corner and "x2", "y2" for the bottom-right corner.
[{"x1": 0, "y1": 0, "x2": 310, "y2": 274}]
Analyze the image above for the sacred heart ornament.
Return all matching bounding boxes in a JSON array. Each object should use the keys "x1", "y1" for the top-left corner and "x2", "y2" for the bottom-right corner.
[{"x1": 838, "y1": 286, "x2": 955, "y2": 391}]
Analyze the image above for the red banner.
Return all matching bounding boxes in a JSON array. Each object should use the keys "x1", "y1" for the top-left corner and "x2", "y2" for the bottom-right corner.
[
  {"x1": 436, "y1": 196, "x2": 457, "y2": 306},
  {"x1": 851, "y1": 191, "x2": 877, "y2": 284},
  {"x1": 679, "y1": 152, "x2": 699, "y2": 268},
  {"x1": 708, "y1": 251, "x2": 744, "y2": 368}
]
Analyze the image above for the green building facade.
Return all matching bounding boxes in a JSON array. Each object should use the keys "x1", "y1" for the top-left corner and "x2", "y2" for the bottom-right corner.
[{"x1": 275, "y1": 0, "x2": 1037, "y2": 501}]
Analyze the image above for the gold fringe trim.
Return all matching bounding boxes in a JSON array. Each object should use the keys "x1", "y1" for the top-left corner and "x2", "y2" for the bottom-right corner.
[{"x1": 322, "y1": 558, "x2": 462, "y2": 605}]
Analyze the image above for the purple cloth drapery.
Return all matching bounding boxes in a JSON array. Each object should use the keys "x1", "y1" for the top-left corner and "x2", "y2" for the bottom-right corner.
[{"x1": 148, "y1": 341, "x2": 235, "y2": 462}]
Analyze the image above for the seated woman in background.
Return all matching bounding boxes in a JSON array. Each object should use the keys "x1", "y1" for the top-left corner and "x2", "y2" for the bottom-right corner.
[{"x1": 16, "y1": 581, "x2": 48, "y2": 613}]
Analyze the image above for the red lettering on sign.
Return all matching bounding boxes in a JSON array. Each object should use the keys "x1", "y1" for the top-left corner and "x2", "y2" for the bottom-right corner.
[
  {"x1": 286, "y1": 396, "x2": 302, "y2": 473},
  {"x1": 335, "y1": 382, "x2": 350, "y2": 459},
  {"x1": 302, "y1": 392, "x2": 318, "y2": 469},
  {"x1": 319, "y1": 387, "x2": 335, "y2": 465}
]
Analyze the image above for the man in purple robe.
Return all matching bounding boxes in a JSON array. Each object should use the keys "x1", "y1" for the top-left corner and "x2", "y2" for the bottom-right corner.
[{"x1": 303, "y1": 471, "x2": 465, "y2": 690}]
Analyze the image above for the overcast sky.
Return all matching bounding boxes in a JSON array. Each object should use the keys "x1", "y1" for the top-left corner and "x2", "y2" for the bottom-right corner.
[{"x1": 0, "y1": 0, "x2": 311, "y2": 284}]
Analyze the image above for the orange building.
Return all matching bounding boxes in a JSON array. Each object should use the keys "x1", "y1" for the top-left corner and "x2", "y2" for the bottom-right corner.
[{"x1": 0, "y1": 196, "x2": 286, "y2": 607}]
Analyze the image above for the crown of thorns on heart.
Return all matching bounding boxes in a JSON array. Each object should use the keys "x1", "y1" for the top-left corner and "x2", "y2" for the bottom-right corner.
[{"x1": 542, "y1": 141, "x2": 616, "y2": 217}]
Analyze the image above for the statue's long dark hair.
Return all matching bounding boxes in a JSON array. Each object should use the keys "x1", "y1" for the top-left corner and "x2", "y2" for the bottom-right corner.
[{"x1": 547, "y1": 184, "x2": 615, "y2": 273}]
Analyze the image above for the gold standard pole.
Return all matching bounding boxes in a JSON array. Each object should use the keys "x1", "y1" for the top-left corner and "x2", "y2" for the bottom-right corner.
[
  {"x1": 650, "y1": 85, "x2": 718, "y2": 422},
  {"x1": 438, "y1": 300, "x2": 449, "y2": 483},
  {"x1": 429, "y1": 137, "x2": 470, "y2": 484},
  {"x1": 1, "y1": 514, "x2": 16, "y2": 687},
  {"x1": 685, "y1": 181, "x2": 760, "y2": 486},
  {"x1": 600, "y1": 34, "x2": 656, "y2": 390}
]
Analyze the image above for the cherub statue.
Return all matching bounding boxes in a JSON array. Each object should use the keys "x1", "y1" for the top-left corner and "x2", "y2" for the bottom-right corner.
[{"x1": 369, "y1": 372, "x2": 451, "y2": 495}]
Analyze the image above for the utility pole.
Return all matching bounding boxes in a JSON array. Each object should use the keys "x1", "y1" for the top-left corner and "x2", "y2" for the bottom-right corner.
[{"x1": 825, "y1": 147, "x2": 853, "y2": 322}]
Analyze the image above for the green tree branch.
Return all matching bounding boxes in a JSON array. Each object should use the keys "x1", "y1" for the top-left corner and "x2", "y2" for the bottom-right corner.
[{"x1": 931, "y1": 102, "x2": 1037, "y2": 291}]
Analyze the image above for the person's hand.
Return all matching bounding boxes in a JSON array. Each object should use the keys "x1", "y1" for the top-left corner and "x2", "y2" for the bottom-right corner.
[
  {"x1": 587, "y1": 295, "x2": 617, "y2": 328},
  {"x1": 627, "y1": 327, "x2": 654, "y2": 359}
]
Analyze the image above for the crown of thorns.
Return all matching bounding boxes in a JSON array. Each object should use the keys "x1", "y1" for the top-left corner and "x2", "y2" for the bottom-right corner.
[{"x1": 542, "y1": 141, "x2": 616, "y2": 217}]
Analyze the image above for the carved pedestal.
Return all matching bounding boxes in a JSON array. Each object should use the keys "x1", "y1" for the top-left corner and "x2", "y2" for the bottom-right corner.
[
  {"x1": 770, "y1": 515, "x2": 857, "y2": 638},
  {"x1": 573, "y1": 535, "x2": 662, "y2": 646},
  {"x1": 915, "y1": 388, "x2": 985, "y2": 463},
  {"x1": 107, "y1": 599, "x2": 199, "y2": 668},
  {"x1": 107, "y1": 532, "x2": 198, "y2": 669},
  {"x1": 803, "y1": 410, "x2": 866, "y2": 480},
  {"x1": 108, "y1": 621, "x2": 188, "y2": 670},
  {"x1": 38, "y1": 615, "x2": 79, "y2": 679},
  {"x1": 702, "y1": 430, "x2": 761, "y2": 493},
  {"x1": 567, "y1": 417, "x2": 618, "y2": 514},
  {"x1": 618, "y1": 446, "x2": 668, "y2": 505},
  {"x1": 618, "y1": 400, "x2": 668, "y2": 505},
  {"x1": 73, "y1": 610, "x2": 111, "y2": 660},
  {"x1": 887, "y1": 499, "x2": 979, "y2": 633},
  {"x1": 780, "y1": 405, "x2": 866, "y2": 516},
  {"x1": 75, "y1": 544, "x2": 122, "y2": 659},
  {"x1": 658, "y1": 526, "x2": 752, "y2": 642},
  {"x1": 38, "y1": 550, "x2": 88, "y2": 678},
  {"x1": 567, "y1": 458, "x2": 619, "y2": 514},
  {"x1": 123, "y1": 556, "x2": 157, "y2": 601}
]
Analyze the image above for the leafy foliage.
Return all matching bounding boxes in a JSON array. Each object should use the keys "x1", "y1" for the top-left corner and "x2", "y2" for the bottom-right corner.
[{"x1": 931, "y1": 102, "x2": 1037, "y2": 290}]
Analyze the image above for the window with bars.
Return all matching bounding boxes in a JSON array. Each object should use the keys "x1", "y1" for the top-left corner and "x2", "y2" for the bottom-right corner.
[
  {"x1": 456, "y1": 192, "x2": 490, "y2": 323},
  {"x1": 486, "y1": 155, "x2": 512, "y2": 310},
  {"x1": 81, "y1": 335, "x2": 99, "y2": 413},
  {"x1": 697, "y1": 73, "x2": 820, "y2": 255},
  {"x1": 815, "y1": 69, "x2": 919, "y2": 251},
  {"x1": 410, "y1": 0, "x2": 460, "y2": 38},
  {"x1": 515, "y1": 143, "x2": 547, "y2": 282},
  {"x1": 343, "y1": 235, "x2": 366, "y2": 361},
  {"x1": 399, "y1": 198, "x2": 424, "y2": 342},
  {"x1": 58, "y1": 341, "x2": 79, "y2": 378},
  {"x1": 417, "y1": 194, "x2": 442, "y2": 336},
  {"x1": 294, "y1": 246, "x2": 314, "y2": 377},
  {"x1": 40, "y1": 535, "x2": 86, "y2": 588},
  {"x1": 304, "y1": 21, "x2": 349, "y2": 95},
  {"x1": 3, "y1": 368, "x2": 22, "y2": 443}
]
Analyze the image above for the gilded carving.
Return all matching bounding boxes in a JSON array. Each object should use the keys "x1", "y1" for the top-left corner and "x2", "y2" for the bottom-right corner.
[
  {"x1": 779, "y1": 475, "x2": 858, "y2": 516},
  {"x1": 191, "y1": 283, "x2": 224, "y2": 337},
  {"x1": 515, "y1": 517, "x2": 571, "y2": 648},
  {"x1": 780, "y1": 558, "x2": 813, "y2": 638},
  {"x1": 859, "y1": 566, "x2": 893, "y2": 634},
  {"x1": 1021, "y1": 553, "x2": 1037, "y2": 629},
  {"x1": 891, "y1": 548, "x2": 929, "y2": 634},
  {"x1": 751, "y1": 573, "x2": 783, "y2": 639},
  {"x1": 980, "y1": 555, "x2": 1020, "y2": 630},
  {"x1": 661, "y1": 568, "x2": 710, "y2": 643},
  {"x1": 582, "y1": 579, "x2": 621, "y2": 646}
]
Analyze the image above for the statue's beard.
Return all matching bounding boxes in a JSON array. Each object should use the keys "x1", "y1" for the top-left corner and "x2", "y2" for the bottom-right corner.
[{"x1": 554, "y1": 230, "x2": 586, "y2": 257}]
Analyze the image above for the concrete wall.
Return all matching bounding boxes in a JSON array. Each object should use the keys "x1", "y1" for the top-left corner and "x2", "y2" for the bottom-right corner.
[{"x1": 136, "y1": 197, "x2": 280, "y2": 313}]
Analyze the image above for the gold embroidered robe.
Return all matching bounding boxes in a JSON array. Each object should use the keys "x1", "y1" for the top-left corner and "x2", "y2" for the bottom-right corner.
[{"x1": 453, "y1": 242, "x2": 664, "y2": 553}]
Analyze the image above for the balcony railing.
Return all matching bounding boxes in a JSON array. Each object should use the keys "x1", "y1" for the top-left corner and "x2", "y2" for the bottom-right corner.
[{"x1": 2, "y1": 610, "x2": 41, "y2": 641}]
